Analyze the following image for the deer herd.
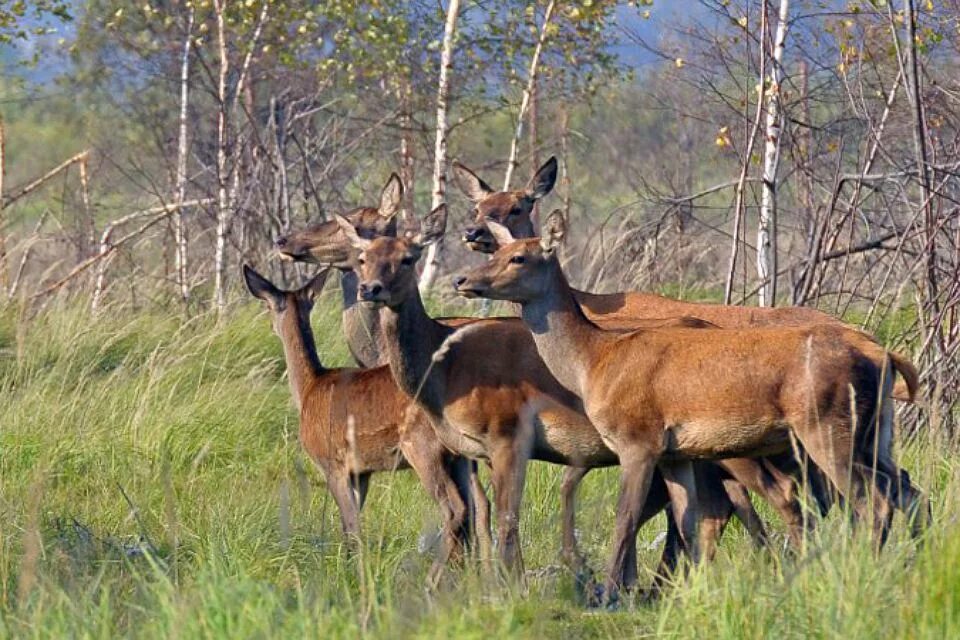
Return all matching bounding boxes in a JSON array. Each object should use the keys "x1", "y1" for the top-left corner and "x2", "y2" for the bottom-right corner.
[{"x1": 248, "y1": 156, "x2": 930, "y2": 605}]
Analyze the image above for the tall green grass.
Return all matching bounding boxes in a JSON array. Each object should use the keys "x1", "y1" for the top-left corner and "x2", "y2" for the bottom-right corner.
[{"x1": 0, "y1": 292, "x2": 957, "y2": 638}]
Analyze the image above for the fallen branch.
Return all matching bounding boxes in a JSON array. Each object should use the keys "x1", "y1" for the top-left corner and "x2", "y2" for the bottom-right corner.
[
  {"x1": 31, "y1": 198, "x2": 212, "y2": 302},
  {"x1": 2, "y1": 150, "x2": 90, "y2": 209}
]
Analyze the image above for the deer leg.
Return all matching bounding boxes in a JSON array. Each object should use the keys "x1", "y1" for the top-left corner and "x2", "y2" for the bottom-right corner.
[
  {"x1": 648, "y1": 509, "x2": 683, "y2": 598},
  {"x1": 660, "y1": 461, "x2": 704, "y2": 563},
  {"x1": 401, "y1": 437, "x2": 470, "y2": 576},
  {"x1": 560, "y1": 465, "x2": 590, "y2": 572},
  {"x1": 719, "y1": 476, "x2": 767, "y2": 549},
  {"x1": 893, "y1": 468, "x2": 931, "y2": 538},
  {"x1": 603, "y1": 446, "x2": 658, "y2": 602},
  {"x1": 325, "y1": 468, "x2": 361, "y2": 542},
  {"x1": 489, "y1": 434, "x2": 533, "y2": 576},
  {"x1": 469, "y1": 460, "x2": 494, "y2": 565},
  {"x1": 639, "y1": 471, "x2": 678, "y2": 595},
  {"x1": 797, "y1": 422, "x2": 893, "y2": 548}
]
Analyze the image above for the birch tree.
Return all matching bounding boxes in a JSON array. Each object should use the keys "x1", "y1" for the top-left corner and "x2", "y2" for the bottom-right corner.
[
  {"x1": 173, "y1": 8, "x2": 193, "y2": 305},
  {"x1": 502, "y1": 0, "x2": 556, "y2": 191},
  {"x1": 419, "y1": 0, "x2": 461, "y2": 292},
  {"x1": 757, "y1": 0, "x2": 789, "y2": 307},
  {"x1": 212, "y1": 0, "x2": 230, "y2": 317}
]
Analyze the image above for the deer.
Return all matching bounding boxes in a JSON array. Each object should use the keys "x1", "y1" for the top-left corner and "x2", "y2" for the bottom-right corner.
[
  {"x1": 273, "y1": 176, "x2": 771, "y2": 575},
  {"x1": 453, "y1": 156, "x2": 918, "y2": 401},
  {"x1": 275, "y1": 176, "x2": 498, "y2": 556},
  {"x1": 453, "y1": 209, "x2": 928, "y2": 599},
  {"x1": 276, "y1": 176, "x2": 834, "y2": 578},
  {"x1": 241, "y1": 264, "x2": 477, "y2": 582},
  {"x1": 334, "y1": 202, "x2": 812, "y2": 590}
]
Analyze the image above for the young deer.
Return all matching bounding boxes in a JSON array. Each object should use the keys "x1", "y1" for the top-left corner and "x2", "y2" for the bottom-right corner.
[
  {"x1": 337, "y1": 203, "x2": 790, "y2": 586},
  {"x1": 453, "y1": 157, "x2": 918, "y2": 401},
  {"x1": 454, "y1": 211, "x2": 925, "y2": 598},
  {"x1": 242, "y1": 264, "x2": 475, "y2": 579}
]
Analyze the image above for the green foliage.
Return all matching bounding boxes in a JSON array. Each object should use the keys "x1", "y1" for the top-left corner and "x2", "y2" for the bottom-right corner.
[{"x1": 0, "y1": 1, "x2": 71, "y2": 45}]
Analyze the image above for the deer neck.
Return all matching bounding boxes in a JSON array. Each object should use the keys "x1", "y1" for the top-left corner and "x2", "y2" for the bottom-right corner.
[
  {"x1": 339, "y1": 269, "x2": 385, "y2": 367},
  {"x1": 278, "y1": 307, "x2": 325, "y2": 413},
  {"x1": 379, "y1": 288, "x2": 450, "y2": 413},
  {"x1": 519, "y1": 260, "x2": 607, "y2": 398}
]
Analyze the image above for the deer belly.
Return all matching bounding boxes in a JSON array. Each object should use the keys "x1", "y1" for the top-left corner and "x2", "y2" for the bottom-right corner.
[
  {"x1": 662, "y1": 419, "x2": 790, "y2": 459},
  {"x1": 535, "y1": 407, "x2": 618, "y2": 467}
]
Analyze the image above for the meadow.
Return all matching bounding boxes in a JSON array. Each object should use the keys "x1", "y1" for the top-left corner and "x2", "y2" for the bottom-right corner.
[{"x1": 1, "y1": 284, "x2": 958, "y2": 640}]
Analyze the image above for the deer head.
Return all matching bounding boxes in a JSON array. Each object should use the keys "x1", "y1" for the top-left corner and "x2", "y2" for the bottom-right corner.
[
  {"x1": 336, "y1": 204, "x2": 447, "y2": 308},
  {"x1": 454, "y1": 156, "x2": 557, "y2": 253},
  {"x1": 273, "y1": 174, "x2": 403, "y2": 268},
  {"x1": 242, "y1": 264, "x2": 330, "y2": 335},
  {"x1": 453, "y1": 209, "x2": 566, "y2": 303}
]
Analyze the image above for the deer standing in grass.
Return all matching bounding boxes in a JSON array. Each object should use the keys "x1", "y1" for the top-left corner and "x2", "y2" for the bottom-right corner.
[
  {"x1": 454, "y1": 157, "x2": 918, "y2": 399},
  {"x1": 276, "y1": 177, "x2": 498, "y2": 555},
  {"x1": 455, "y1": 156, "x2": 923, "y2": 527},
  {"x1": 335, "y1": 202, "x2": 796, "y2": 587},
  {"x1": 454, "y1": 210, "x2": 925, "y2": 599},
  {"x1": 242, "y1": 264, "x2": 475, "y2": 580}
]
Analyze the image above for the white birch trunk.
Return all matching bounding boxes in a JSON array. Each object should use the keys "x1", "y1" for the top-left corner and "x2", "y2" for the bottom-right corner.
[
  {"x1": 757, "y1": 0, "x2": 789, "y2": 307},
  {"x1": 419, "y1": 0, "x2": 461, "y2": 292},
  {"x1": 174, "y1": 8, "x2": 194, "y2": 304},
  {"x1": 502, "y1": 0, "x2": 556, "y2": 190},
  {"x1": 213, "y1": 0, "x2": 230, "y2": 317}
]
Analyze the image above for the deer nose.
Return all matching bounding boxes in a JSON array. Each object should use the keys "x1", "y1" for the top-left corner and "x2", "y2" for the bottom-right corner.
[
  {"x1": 452, "y1": 275, "x2": 467, "y2": 290},
  {"x1": 463, "y1": 226, "x2": 486, "y2": 242},
  {"x1": 358, "y1": 282, "x2": 383, "y2": 299},
  {"x1": 275, "y1": 236, "x2": 288, "y2": 248}
]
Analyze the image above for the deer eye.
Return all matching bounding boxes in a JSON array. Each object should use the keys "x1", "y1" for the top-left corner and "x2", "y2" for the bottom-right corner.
[
  {"x1": 357, "y1": 256, "x2": 366, "y2": 266},
  {"x1": 401, "y1": 255, "x2": 415, "y2": 266},
  {"x1": 508, "y1": 207, "x2": 522, "y2": 217},
  {"x1": 509, "y1": 255, "x2": 526, "y2": 265}
]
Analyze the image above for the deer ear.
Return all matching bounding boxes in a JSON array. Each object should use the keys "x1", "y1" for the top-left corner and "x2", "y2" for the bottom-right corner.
[
  {"x1": 540, "y1": 209, "x2": 566, "y2": 254},
  {"x1": 413, "y1": 204, "x2": 447, "y2": 247},
  {"x1": 302, "y1": 267, "x2": 331, "y2": 302},
  {"x1": 452, "y1": 161, "x2": 494, "y2": 202},
  {"x1": 334, "y1": 214, "x2": 372, "y2": 250},
  {"x1": 379, "y1": 173, "x2": 403, "y2": 219},
  {"x1": 525, "y1": 156, "x2": 557, "y2": 201},
  {"x1": 485, "y1": 219, "x2": 516, "y2": 247},
  {"x1": 243, "y1": 264, "x2": 285, "y2": 310}
]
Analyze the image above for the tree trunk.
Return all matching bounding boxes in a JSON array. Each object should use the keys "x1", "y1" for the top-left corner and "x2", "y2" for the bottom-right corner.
[
  {"x1": 724, "y1": 3, "x2": 768, "y2": 305},
  {"x1": 398, "y1": 76, "x2": 415, "y2": 225},
  {"x1": 903, "y1": 0, "x2": 937, "y2": 309},
  {"x1": 502, "y1": 0, "x2": 556, "y2": 191},
  {"x1": 528, "y1": 74, "x2": 540, "y2": 228},
  {"x1": 419, "y1": 0, "x2": 461, "y2": 292},
  {"x1": 757, "y1": 0, "x2": 789, "y2": 308},
  {"x1": 174, "y1": 8, "x2": 194, "y2": 305},
  {"x1": 213, "y1": 0, "x2": 230, "y2": 317}
]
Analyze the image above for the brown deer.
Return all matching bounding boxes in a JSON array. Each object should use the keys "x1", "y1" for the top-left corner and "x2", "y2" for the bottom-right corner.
[
  {"x1": 242, "y1": 264, "x2": 476, "y2": 581},
  {"x1": 272, "y1": 177, "x2": 743, "y2": 573},
  {"x1": 453, "y1": 157, "x2": 918, "y2": 401},
  {"x1": 336, "y1": 203, "x2": 799, "y2": 587},
  {"x1": 275, "y1": 177, "x2": 500, "y2": 556},
  {"x1": 277, "y1": 178, "x2": 822, "y2": 578},
  {"x1": 453, "y1": 210, "x2": 926, "y2": 598}
]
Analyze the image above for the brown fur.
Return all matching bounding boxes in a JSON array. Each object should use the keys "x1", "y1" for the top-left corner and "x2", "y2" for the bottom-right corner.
[
  {"x1": 279, "y1": 177, "x2": 810, "y2": 581},
  {"x1": 242, "y1": 265, "x2": 474, "y2": 582},
  {"x1": 340, "y1": 205, "x2": 779, "y2": 585},
  {"x1": 453, "y1": 162, "x2": 919, "y2": 402},
  {"x1": 455, "y1": 213, "x2": 925, "y2": 598}
]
